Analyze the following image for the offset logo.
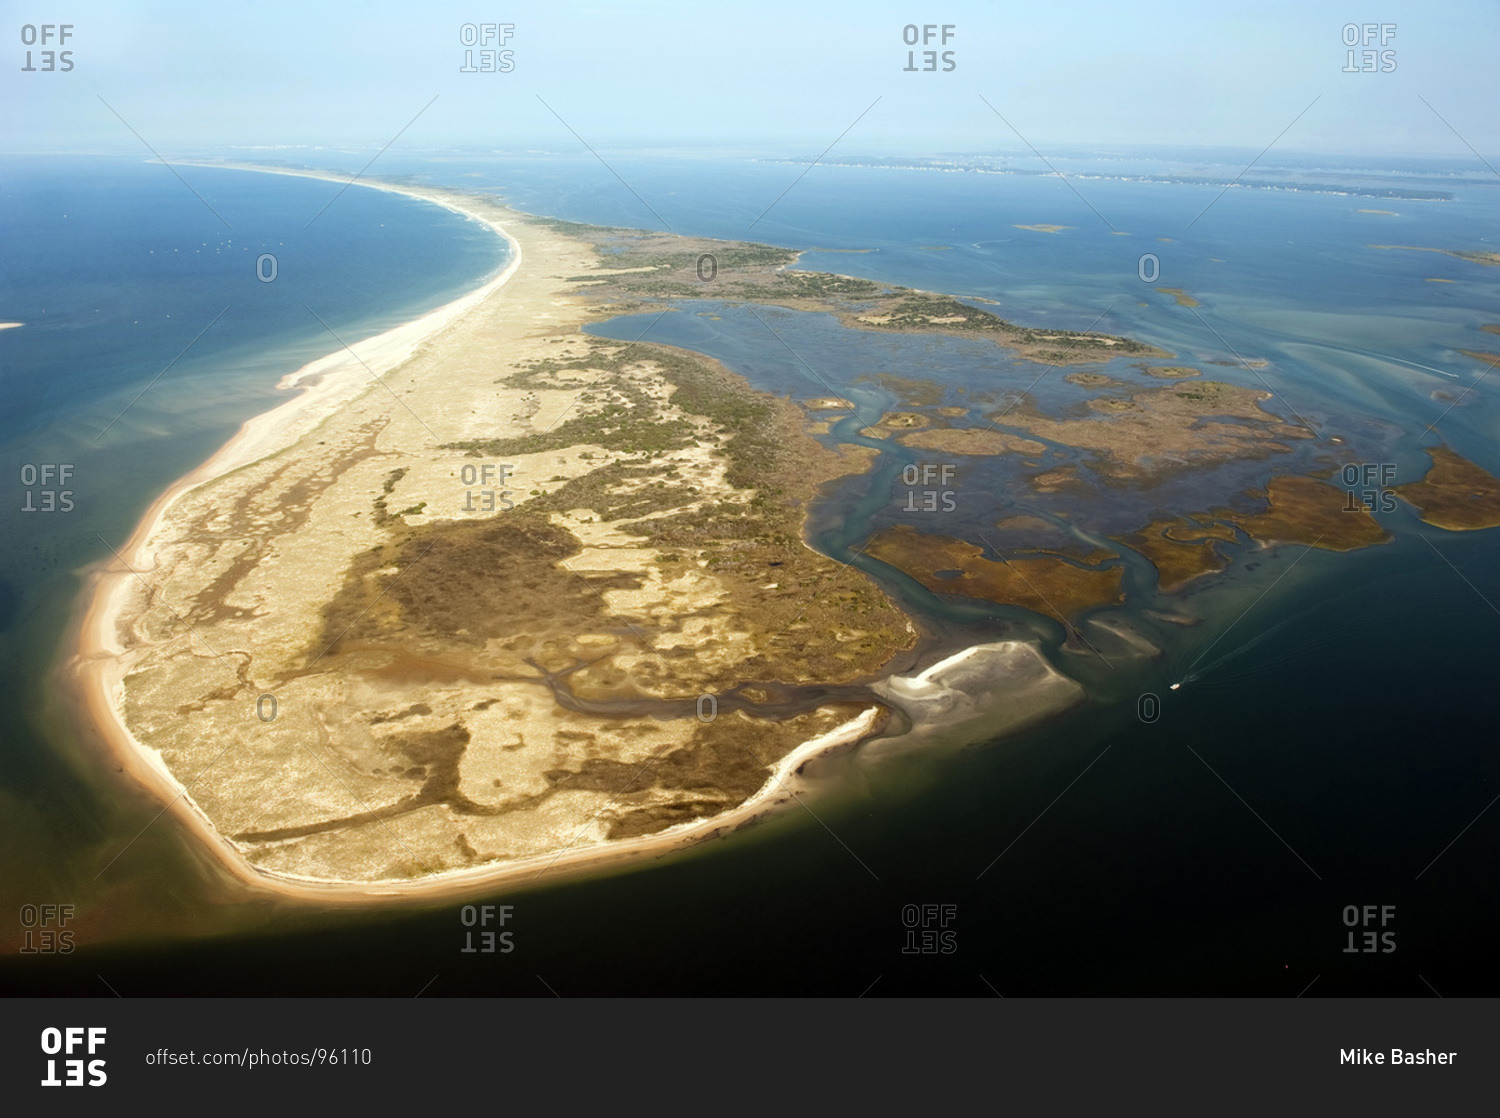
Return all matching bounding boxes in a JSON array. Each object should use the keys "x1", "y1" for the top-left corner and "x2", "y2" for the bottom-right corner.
[
  {"x1": 1340, "y1": 463, "x2": 1397, "y2": 514},
  {"x1": 901, "y1": 24, "x2": 956, "y2": 72},
  {"x1": 459, "y1": 23, "x2": 515, "y2": 72},
  {"x1": 19, "y1": 904, "x2": 75, "y2": 953},
  {"x1": 1342, "y1": 23, "x2": 1396, "y2": 73},
  {"x1": 19, "y1": 24, "x2": 75, "y2": 72},
  {"x1": 900, "y1": 902, "x2": 958, "y2": 954},
  {"x1": 461, "y1": 463, "x2": 515, "y2": 512},
  {"x1": 20, "y1": 464, "x2": 75, "y2": 512},
  {"x1": 900, "y1": 462, "x2": 957, "y2": 513},
  {"x1": 459, "y1": 903, "x2": 515, "y2": 953},
  {"x1": 40, "y1": 1027, "x2": 107, "y2": 1087},
  {"x1": 1342, "y1": 903, "x2": 1397, "y2": 954}
]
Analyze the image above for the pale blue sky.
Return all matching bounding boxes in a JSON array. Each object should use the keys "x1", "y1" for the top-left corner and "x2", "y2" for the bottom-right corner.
[{"x1": 3, "y1": 0, "x2": 1497, "y2": 158}]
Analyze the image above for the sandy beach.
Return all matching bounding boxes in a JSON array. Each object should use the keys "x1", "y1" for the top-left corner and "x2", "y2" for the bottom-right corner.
[{"x1": 68, "y1": 164, "x2": 904, "y2": 906}]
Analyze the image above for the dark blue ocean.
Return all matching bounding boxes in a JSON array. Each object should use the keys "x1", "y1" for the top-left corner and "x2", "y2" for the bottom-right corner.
[{"x1": 2, "y1": 150, "x2": 1497, "y2": 995}]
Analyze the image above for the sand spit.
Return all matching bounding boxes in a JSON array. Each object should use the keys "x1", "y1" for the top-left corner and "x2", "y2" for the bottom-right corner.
[
  {"x1": 65, "y1": 167, "x2": 891, "y2": 903},
  {"x1": 70, "y1": 164, "x2": 1079, "y2": 905},
  {"x1": 871, "y1": 641, "x2": 1085, "y2": 744}
]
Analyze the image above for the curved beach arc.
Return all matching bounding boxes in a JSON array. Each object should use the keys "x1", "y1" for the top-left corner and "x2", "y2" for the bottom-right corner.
[{"x1": 68, "y1": 165, "x2": 891, "y2": 906}]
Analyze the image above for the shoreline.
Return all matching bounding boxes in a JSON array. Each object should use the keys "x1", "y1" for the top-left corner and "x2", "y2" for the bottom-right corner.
[{"x1": 66, "y1": 164, "x2": 913, "y2": 906}]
